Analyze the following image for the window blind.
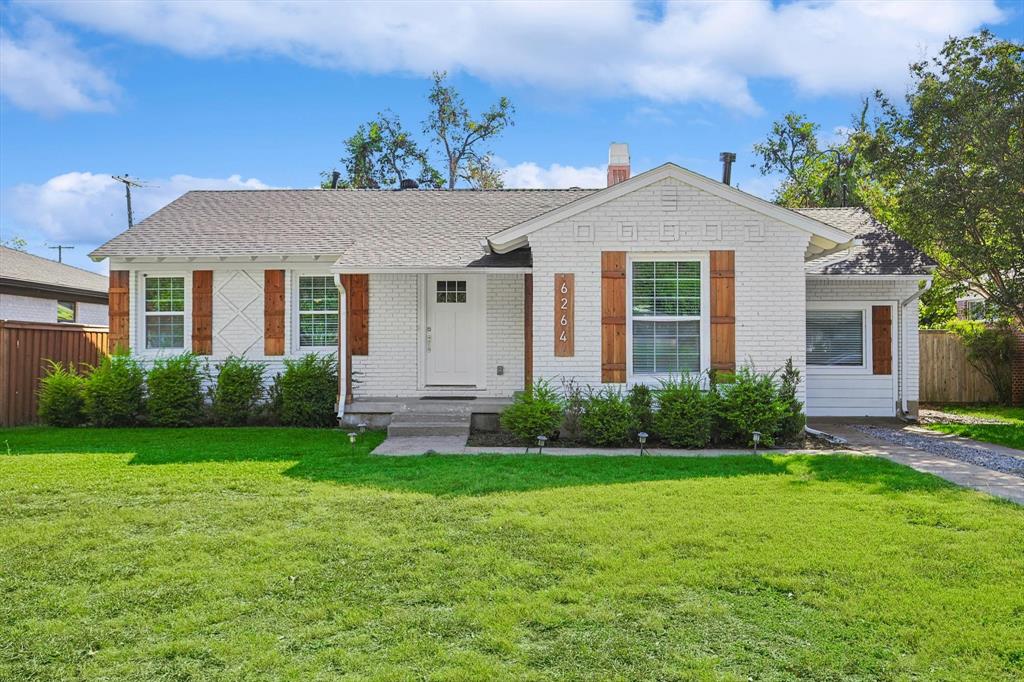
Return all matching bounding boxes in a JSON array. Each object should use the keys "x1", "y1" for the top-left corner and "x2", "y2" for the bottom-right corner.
[{"x1": 807, "y1": 310, "x2": 863, "y2": 366}]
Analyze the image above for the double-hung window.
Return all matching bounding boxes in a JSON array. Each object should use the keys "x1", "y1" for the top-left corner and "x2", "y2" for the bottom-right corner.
[
  {"x1": 806, "y1": 309, "x2": 864, "y2": 367},
  {"x1": 630, "y1": 260, "x2": 702, "y2": 375},
  {"x1": 298, "y1": 276, "x2": 339, "y2": 347},
  {"x1": 144, "y1": 276, "x2": 185, "y2": 349}
]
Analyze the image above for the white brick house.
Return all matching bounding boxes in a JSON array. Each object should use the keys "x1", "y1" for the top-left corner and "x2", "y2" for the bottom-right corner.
[
  {"x1": 1, "y1": 246, "x2": 108, "y2": 325},
  {"x1": 90, "y1": 145, "x2": 933, "y2": 419}
]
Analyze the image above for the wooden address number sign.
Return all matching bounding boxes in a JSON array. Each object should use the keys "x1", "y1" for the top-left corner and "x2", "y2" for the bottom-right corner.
[{"x1": 554, "y1": 273, "x2": 574, "y2": 357}]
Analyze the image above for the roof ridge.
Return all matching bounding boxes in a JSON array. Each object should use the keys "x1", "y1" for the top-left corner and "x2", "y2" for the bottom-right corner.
[{"x1": 183, "y1": 187, "x2": 600, "y2": 193}]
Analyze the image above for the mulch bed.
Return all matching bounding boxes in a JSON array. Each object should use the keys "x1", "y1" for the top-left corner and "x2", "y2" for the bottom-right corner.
[{"x1": 466, "y1": 429, "x2": 839, "y2": 451}]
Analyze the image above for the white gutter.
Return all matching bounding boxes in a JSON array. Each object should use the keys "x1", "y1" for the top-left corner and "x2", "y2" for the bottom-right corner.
[
  {"x1": 334, "y1": 273, "x2": 347, "y2": 419},
  {"x1": 896, "y1": 278, "x2": 933, "y2": 418}
]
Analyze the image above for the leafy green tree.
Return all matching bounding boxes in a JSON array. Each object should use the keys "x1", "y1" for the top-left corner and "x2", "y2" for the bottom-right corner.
[
  {"x1": 918, "y1": 272, "x2": 966, "y2": 329},
  {"x1": 325, "y1": 111, "x2": 440, "y2": 189},
  {"x1": 424, "y1": 71, "x2": 514, "y2": 190},
  {"x1": 869, "y1": 31, "x2": 1024, "y2": 329},
  {"x1": 462, "y1": 156, "x2": 505, "y2": 189}
]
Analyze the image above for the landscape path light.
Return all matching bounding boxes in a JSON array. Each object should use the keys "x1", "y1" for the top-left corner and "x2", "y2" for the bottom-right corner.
[
  {"x1": 752, "y1": 431, "x2": 762, "y2": 456},
  {"x1": 637, "y1": 431, "x2": 649, "y2": 456},
  {"x1": 537, "y1": 435, "x2": 548, "y2": 456}
]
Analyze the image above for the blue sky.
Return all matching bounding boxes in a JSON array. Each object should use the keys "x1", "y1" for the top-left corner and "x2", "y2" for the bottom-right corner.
[{"x1": 1, "y1": 0, "x2": 1020, "y2": 273}]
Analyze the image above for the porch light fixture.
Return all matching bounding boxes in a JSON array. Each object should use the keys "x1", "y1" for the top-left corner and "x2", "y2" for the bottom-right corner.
[
  {"x1": 637, "y1": 431, "x2": 649, "y2": 456},
  {"x1": 751, "y1": 431, "x2": 762, "y2": 456},
  {"x1": 536, "y1": 435, "x2": 547, "y2": 455},
  {"x1": 348, "y1": 432, "x2": 358, "y2": 447}
]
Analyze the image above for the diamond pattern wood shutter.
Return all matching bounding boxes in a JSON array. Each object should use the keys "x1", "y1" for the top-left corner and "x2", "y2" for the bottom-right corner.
[
  {"x1": 191, "y1": 270, "x2": 213, "y2": 355},
  {"x1": 264, "y1": 270, "x2": 285, "y2": 356},
  {"x1": 710, "y1": 251, "x2": 735, "y2": 374},
  {"x1": 601, "y1": 251, "x2": 627, "y2": 383},
  {"x1": 872, "y1": 305, "x2": 892, "y2": 374},
  {"x1": 108, "y1": 270, "x2": 130, "y2": 352}
]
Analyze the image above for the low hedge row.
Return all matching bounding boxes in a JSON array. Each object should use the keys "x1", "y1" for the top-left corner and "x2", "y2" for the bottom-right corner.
[
  {"x1": 501, "y1": 360, "x2": 805, "y2": 448},
  {"x1": 37, "y1": 352, "x2": 339, "y2": 428}
]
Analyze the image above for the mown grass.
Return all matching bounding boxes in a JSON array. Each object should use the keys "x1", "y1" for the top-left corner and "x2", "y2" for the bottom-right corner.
[
  {"x1": 924, "y1": 406, "x2": 1024, "y2": 450},
  {"x1": 1, "y1": 427, "x2": 1022, "y2": 681}
]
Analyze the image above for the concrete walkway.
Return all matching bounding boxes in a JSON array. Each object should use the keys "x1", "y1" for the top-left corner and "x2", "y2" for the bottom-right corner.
[{"x1": 810, "y1": 419, "x2": 1024, "y2": 505}]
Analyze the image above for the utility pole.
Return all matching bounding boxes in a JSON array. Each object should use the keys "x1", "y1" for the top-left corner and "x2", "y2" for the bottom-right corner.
[
  {"x1": 111, "y1": 174, "x2": 145, "y2": 228},
  {"x1": 47, "y1": 244, "x2": 74, "y2": 263}
]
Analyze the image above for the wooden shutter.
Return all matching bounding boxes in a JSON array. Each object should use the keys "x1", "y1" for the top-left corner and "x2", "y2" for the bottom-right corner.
[
  {"x1": 601, "y1": 252, "x2": 627, "y2": 383},
  {"x1": 346, "y1": 274, "x2": 369, "y2": 356},
  {"x1": 710, "y1": 251, "x2": 736, "y2": 374},
  {"x1": 264, "y1": 270, "x2": 285, "y2": 356},
  {"x1": 191, "y1": 270, "x2": 213, "y2": 355},
  {"x1": 108, "y1": 270, "x2": 130, "y2": 352},
  {"x1": 872, "y1": 305, "x2": 892, "y2": 374}
]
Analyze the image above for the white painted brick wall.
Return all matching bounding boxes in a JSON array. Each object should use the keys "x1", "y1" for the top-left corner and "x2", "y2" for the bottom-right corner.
[
  {"x1": 77, "y1": 302, "x2": 108, "y2": 325},
  {"x1": 0, "y1": 293, "x2": 57, "y2": 322},
  {"x1": 352, "y1": 272, "x2": 524, "y2": 398},
  {"x1": 807, "y1": 277, "x2": 923, "y2": 412},
  {"x1": 529, "y1": 176, "x2": 810, "y2": 399}
]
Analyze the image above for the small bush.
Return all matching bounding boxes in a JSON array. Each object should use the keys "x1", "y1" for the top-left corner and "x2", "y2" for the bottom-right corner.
[
  {"x1": 83, "y1": 352, "x2": 145, "y2": 427},
  {"x1": 775, "y1": 358, "x2": 806, "y2": 444},
  {"x1": 716, "y1": 367, "x2": 788, "y2": 447},
  {"x1": 627, "y1": 383, "x2": 654, "y2": 436},
  {"x1": 272, "y1": 353, "x2": 338, "y2": 427},
  {"x1": 654, "y1": 374, "x2": 714, "y2": 448},
  {"x1": 500, "y1": 379, "x2": 564, "y2": 442},
  {"x1": 37, "y1": 361, "x2": 87, "y2": 426},
  {"x1": 559, "y1": 376, "x2": 586, "y2": 439},
  {"x1": 579, "y1": 388, "x2": 638, "y2": 446},
  {"x1": 212, "y1": 356, "x2": 266, "y2": 425},
  {"x1": 147, "y1": 353, "x2": 206, "y2": 426}
]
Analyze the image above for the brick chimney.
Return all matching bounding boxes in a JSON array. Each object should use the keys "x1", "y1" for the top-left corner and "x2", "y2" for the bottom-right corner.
[{"x1": 607, "y1": 143, "x2": 630, "y2": 187}]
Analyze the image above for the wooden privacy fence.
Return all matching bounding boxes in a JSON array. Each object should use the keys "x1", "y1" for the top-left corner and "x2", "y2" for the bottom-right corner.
[
  {"x1": 919, "y1": 330, "x2": 999, "y2": 404},
  {"x1": 0, "y1": 321, "x2": 109, "y2": 426}
]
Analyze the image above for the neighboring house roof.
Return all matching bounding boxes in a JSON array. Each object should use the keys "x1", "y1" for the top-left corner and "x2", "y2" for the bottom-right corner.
[
  {"x1": 90, "y1": 189, "x2": 595, "y2": 268},
  {"x1": 1, "y1": 246, "x2": 109, "y2": 301},
  {"x1": 486, "y1": 163, "x2": 856, "y2": 255},
  {"x1": 798, "y1": 208, "x2": 935, "y2": 276}
]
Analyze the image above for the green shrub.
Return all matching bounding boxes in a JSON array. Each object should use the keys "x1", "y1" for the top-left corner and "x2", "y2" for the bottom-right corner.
[
  {"x1": 83, "y1": 352, "x2": 145, "y2": 427},
  {"x1": 654, "y1": 374, "x2": 714, "y2": 448},
  {"x1": 715, "y1": 367, "x2": 788, "y2": 447},
  {"x1": 37, "y1": 361, "x2": 87, "y2": 426},
  {"x1": 945, "y1": 319, "x2": 1015, "y2": 404},
  {"x1": 775, "y1": 358, "x2": 806, "y2": 444},
  {"x1": 272, "y1": 353, "x2": 338, "y2": 427},
  {"x1": 500, "y1": 379, "x2": 564, "y2": 442},
  {"x1": 627, "y1": 383, "x2": 654, "y2": 436},
  {"x1": 146, "y1": 353, "x2": 206, "y2": 426},
  {"x1": 578, "y1": 388, "x2": 638, "y2": 446},
  {"x1": 212, "y1": 356, "x2": 266, "y2": 425},
  {"x1": 559, "y1": 376, "x2": 585, "y2": 439}
]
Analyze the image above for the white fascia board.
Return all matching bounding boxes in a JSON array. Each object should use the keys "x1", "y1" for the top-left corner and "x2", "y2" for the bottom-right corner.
[
  {"x1": 330, "y1": 265, "x2": 532, "y2": 274},
  {"x1": 101, "y1": 253, "x2": 340, "y2": 264},
  {"x1": 487, "y1": 163, "x2": 855, "y2": 253},
  {"x1": 806, "y1": 274, "x2": 933, "y2": 281}
]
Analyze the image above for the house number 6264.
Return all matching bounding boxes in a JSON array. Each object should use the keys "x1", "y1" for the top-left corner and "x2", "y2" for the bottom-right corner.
[{"x1": 554, "y1": 273, "x2": 574, "y2": 357}]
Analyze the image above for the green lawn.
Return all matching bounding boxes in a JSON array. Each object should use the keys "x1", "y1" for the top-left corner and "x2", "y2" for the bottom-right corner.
[
  {"x1": 1, "y1": 428, "x2": 1022, "y2": 681},
  {"x1": 924, "y1": 406, "x2": 1024, "y2": 450}
]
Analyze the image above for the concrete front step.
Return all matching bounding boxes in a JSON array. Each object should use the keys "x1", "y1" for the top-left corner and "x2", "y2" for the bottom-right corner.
[
  {"x1": 388, "y1": 423, "x2": 470, "y2": 437},
  {"x1": 390, "y1": 412, "x2": 470, "y2": 425}
]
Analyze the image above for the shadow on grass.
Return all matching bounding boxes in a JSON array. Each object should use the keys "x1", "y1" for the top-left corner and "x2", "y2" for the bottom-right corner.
[{"x1": 1, "y1": 427, "x2": 948, "y2": 497}]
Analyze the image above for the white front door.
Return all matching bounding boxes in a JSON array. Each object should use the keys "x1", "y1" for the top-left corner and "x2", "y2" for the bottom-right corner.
[{"x1": 425, "y1": 275, "x2": 485, "y2": 386}]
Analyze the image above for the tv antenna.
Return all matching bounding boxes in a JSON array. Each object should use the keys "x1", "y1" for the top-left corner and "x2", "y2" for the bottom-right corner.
[
  {"x1": 47, "y1": 244, "x2": 75, "y2": 263},
  {"x1": 111, "y1": 174, "x2": 156, "y2": 228}
]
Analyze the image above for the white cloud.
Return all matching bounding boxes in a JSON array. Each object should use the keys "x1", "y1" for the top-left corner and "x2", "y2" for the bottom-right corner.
[
  {"x1": 499, "y1": 161, "x2": 606, "y2": 189},
  {"x1": 0, "y1": 18, "x2": 118, "y2": 115},
  {"x1": 24, "y1": 0, "x2": 1006, "y2": 113},
  {"x1": 2, "y1": 171, "x2": 271, "y2": 245}
]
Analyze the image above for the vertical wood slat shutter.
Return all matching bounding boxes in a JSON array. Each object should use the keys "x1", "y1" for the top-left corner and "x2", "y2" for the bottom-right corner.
[
  {"x1": 346, "y1": 274, "x2": 369, "y2": 356},
  {"x1": 264, "y1": 270, "x2": 285, "y2": 356},
  {"x1": 709, "y1": 251, "x2": 736, "y2": 374},
  {"x1": 108, "y1": 270, "x2": 130, "y2": 352},
  {"x1": 601, "y1": 252, "x2": 627, "y2": 383},
  {"x1": 872, "y1": 305, "x2": 892, "y2": 374},
  {"x1": 191, "y1": 270, "x2": 213, "y2": 355}
]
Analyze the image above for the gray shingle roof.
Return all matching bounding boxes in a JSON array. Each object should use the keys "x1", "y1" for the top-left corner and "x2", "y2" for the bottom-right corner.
[
  {"x1": 89, "y1": 189, "x2": 931, "y2": 277},
  {"x1": 1, "y1": 246, "x2": 108, "y2": 293},
  {"x1": 798, "y1": 207, "x2": 934, "y2": 276},
  {"x1": 90, "y1": 189, "x2": 597, "y2": 268}
]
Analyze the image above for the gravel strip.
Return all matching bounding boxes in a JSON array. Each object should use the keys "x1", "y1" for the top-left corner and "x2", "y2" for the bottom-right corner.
[
  {"x1": 852, "y1": 425, "x2": 1024, "y2": 478},
  {"x1": 917, "y1": 409, "x2": 1012, "y2": 426}
]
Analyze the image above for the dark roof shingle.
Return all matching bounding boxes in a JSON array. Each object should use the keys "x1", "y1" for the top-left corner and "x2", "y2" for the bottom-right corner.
[{"x1": 798, "y1": 207, "x2": 934, "y2": 276}]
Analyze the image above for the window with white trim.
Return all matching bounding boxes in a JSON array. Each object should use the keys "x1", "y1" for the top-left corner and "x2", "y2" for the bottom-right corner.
[
  {"x1": 631, "y1": 260, "x2": 701, "y2": 374},
  {"x1": 807, "y1": 310, "x2": 864, "y2": 366},
  {"x1": 144, "y1": 276, "x2": 185, "y2": 349},
  {"x1": 298, "y1": 276, "x2": 339, "y2": 347}
]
